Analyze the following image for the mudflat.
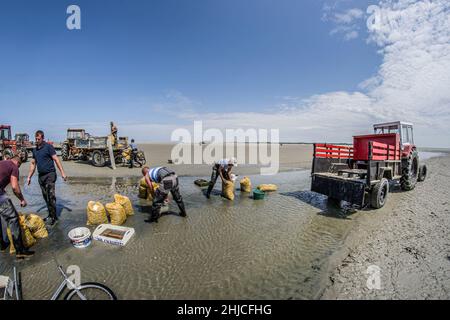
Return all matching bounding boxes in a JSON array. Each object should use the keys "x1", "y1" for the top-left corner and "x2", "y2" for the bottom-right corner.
[
  {"x1": 2, "y1": 143, "x2": 448, "y2": 299},
  {"x1": 19, "y1": 143, "x2": 313, "y2": 178},
  {"x1": 321, "y1": 154, "x2": 450, "y2": 299}
]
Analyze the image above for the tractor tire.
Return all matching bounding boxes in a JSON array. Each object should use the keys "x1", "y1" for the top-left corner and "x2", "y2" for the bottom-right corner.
[
  {"x1": 418, "y1": 164, "x2": 427, "y2": 182},
  {"x1": 370, "y1": 178, "x2": 389, "y2": 209},
  {"x1": 400, "y1": 150, "x2": 419, "y2": 191},
  {"x1": 92, "y1": 150, "x2": 106, "y2": 167},
  {"x1": 20, "y1": 148, "x2": 28, "y2": 163},
  {"x1": 137, "y1": 151, "x2": 146, "y2": 166},
  {"x1": 61, "y1": 144, "x2": 69, "y2": 161},
  {"x1": 2, "y1": 148, "x2": 14, "y2": 160}
]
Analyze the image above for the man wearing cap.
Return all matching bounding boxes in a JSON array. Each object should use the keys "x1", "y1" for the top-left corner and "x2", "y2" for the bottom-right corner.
[{"x1": 205, "y1": 157, "x2": 238, "y2": 199}]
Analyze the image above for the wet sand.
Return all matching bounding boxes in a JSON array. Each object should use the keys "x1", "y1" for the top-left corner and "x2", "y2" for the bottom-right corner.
[
  {"x1": 19, "y1": 143, "x2": 314, "y2": 178},
  {"x1": 2, "y1": 144, "x2": 448, "y2": 299},
  {"x1": 321, "y1": 154, "x2": 450, "y2": 299},
  {"x1": 2, "y1": 171, "x2": 354, "y2": 300}
]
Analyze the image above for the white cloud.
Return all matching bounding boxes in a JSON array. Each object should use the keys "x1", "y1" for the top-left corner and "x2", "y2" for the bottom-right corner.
[
  {"x1": 334, "y1": 8, "x2": 364, "y2": 24},
  {"x1": 324, "y1": 6, "x2": 365, "y2": 41},
  {"x1": 169, "y1": 0, "x2": 450, "y2": 147},
  {"x1": 106, "y1": 0, "x2": 449, "y2": 148}
]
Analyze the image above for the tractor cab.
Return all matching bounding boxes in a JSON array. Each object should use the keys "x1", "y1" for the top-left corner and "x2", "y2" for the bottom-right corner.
[
  {"x1": 67, "y1": 129, "x2": 87, "y2": 140},
  {"x1": 15, "y1": 133, "x2": 30, "y2": 145},
  {"x1": 373, "y1": 121, "x2": 414, "y2": 148},
  {"x1": 0, "y1": 126, "x2": 12, "y2": 141}
]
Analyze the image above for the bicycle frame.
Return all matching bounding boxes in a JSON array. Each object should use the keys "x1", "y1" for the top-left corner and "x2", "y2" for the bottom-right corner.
[{"x1": 50, "y1": 265, "x2": 88, "y2": 300}]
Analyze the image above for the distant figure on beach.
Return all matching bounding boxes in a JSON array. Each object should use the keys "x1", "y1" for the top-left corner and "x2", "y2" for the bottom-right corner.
[
  {"x1": 141, "y1": 166, "x2": 187, "y2": 223},
  {"x1": 110, "y1": 121, "x2": 118, "y2": 147},
  {"x1": 128, "y1": 139, "x2": 142, "y2": 168},
  {"x1": 27, "y1": 130, "x2": 67, "y2": 226},
  {"x1": 206, "y1": 157, "x2": 238, "y2": 199},
  {"x1": 0, "y1": 155, "x2": 34, "y2": 258}
]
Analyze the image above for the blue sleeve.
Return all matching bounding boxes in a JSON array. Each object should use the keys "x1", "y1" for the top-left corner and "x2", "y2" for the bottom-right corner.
[
  {"x1": 48, "y1": 144, "x2": 56, "y2": 157},
  {"x1": 32, "y1": 149, "x2": 36, "y2": 159}
]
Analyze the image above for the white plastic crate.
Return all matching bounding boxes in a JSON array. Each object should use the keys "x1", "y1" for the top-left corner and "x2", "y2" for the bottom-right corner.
[{"x1": 92, "y1": 224, "x2": 135, "y2": 246}]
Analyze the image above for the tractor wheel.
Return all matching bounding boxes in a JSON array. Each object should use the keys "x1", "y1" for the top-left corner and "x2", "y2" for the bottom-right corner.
[
  {"x1": 61, "y1": 144, "x2": 69, "y2": 161},
  {"x1": 370, "y1": 178, "x2": 389, "y2": 209},
  {"x1": 20, "y1": 148, "x2": 28, "y2": 162},
  {"x1": 137, "y1": 151, "x2": 146, "y2": 166},
  {"x1": 2, "y1": 148, "x2": 14, "y2": 160},
  {"x1": 400, "y1": 150, "x2": 419, "y2": 191},
  {"x1": 92, "y1": 150, "x2": 106, "y2": 167},
  {"x1": 418, "y1": 164, "x2": 427, "y2": 182}
]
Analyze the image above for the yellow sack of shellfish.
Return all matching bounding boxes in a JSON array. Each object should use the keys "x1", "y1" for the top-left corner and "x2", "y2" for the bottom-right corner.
[
  {"x1": 7, "y1": 214, "x2": 36, "y2": 254},
  {"x1": 240, "y1": 177, "x2": 252, "y2": 193},
  {"x1": 122, "y1": 148, "x2": 132, "y2": 161},
  {"x1": 25, "y1": 213, "x2": 48, "y2": 239},
  {"x1": 105, "y1": 202, "x2": 127, "y2": 226},
  {"x1": 86, "y1": 201, "x2": 108, "y2": 226},
  {"x1": 222, "y1": 179, "x2": 235, "y2": 201},
  {"x1": 138, "y1": 177, "x2": 159, "y2": 201},
  {"x1": 257, "y1": 184, "x2": 278, "y2": 192},
  {"x1": 114, "y1": 194, "x2": 134, "y2": 216}
]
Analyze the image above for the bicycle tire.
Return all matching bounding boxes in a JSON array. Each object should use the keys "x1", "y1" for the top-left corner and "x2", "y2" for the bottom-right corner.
[{"x1": 63, "y1": 282, "x2": 117, "y2": 300}]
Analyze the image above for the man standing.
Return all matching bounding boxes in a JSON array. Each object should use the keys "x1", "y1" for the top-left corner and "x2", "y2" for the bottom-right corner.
[
  {"x1": 128, "y1": 139, "x2": 141, "y2": 169},
  {"x1": 27, "y1": 130, "x2": 67, "y2": 226},
  {"x1": 110, "y1": 122, "x2": 118, "y2": 147},
  {"x1": 0, "y1": 155, "x2": 34, "y2": 258},
  {"x1": 141, "y1": 166, "x2": 187, "y2": 223},
  {"x1": 205, "y1": 157, "x2": 238, "y2": 199}
]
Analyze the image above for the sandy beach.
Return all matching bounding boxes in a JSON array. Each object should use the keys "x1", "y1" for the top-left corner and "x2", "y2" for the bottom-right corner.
[
  {"x1": 1, "y1": 143, "x2": 449, "y2": 300},
  {"x1": 19, "y1": 143, "x2": 314, "y2": 178},
  {"x1": 321, "y1": 153, "x2": 450, "y2": 299}
]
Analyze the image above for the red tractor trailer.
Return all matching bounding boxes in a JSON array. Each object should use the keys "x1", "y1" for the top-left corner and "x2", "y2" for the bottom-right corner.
[
  {"x1": 0, "y1": 125, "x2": 28, "y2": 162},
  {"x1": 311, "y1": 121, "x2": 427, "y2": 209}
]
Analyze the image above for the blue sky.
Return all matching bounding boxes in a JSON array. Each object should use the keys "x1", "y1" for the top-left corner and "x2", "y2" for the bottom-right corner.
[{"x1": 1, "y1": 0, "x2": 449, "y2": 147}]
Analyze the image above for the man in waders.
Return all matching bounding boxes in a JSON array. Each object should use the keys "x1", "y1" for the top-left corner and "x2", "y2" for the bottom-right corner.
[
  {"x1": 205, "y1": 157, "x2": 238, "y2": 199},
  {"x1": 27, "y1": 130, "x2": 67, "y2": 226},
  {"x1": 0, "y1": 155, "x2": 34, "y2": 258},
  {"x1": 141, "y1": 166, "x2": 187, "y2": 223}
]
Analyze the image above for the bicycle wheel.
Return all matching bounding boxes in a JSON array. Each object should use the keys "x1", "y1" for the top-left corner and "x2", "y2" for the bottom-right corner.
[{"x1": 64, "y1": 282, "x2": 117, "y2": 300}]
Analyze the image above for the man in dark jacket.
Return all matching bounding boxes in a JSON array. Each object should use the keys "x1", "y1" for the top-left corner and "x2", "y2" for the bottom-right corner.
[
  {"x1": 27, "y1": 130, "x2": 67, "y2": 226},
  {"x1": 0, "y1": 155, "x2": 34, "y2": 258}
]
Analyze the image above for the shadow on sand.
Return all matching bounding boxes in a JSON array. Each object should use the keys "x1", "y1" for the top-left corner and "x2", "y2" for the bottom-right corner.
[{"x1": 280, "y1": 190, "x2": 357, "y2": 220}]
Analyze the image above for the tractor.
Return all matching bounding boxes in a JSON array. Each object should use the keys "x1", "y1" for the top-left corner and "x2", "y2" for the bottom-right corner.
[
  {"x1": 310, "y1": 121, "x2": 427, "y2": 209},
  {"x1": 15, "y1": 133, "x2": 34, "y2": 157},
  {"x1": 61, "y1": 129, "x2": 91, "y2": 162},
  {"x1": 61, "y1": 128, "x2": 142, "y2": 167},
  {"x1": 0, "y1": 125, "x2": 28, "y2": 162}
]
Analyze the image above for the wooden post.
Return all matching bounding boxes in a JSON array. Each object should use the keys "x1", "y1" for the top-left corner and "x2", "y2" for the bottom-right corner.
[{"x1": 108, "y1": 136, "x2": 116, "y2": 170}]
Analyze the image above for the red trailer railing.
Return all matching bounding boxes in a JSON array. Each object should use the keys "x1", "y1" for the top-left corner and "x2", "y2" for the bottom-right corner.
[
  {"x1": 369, "y1": 141, "x2": 400, "y2": 161},
  {"x1": 314, "y1": 144, "x2": 353, "y2": 159}
]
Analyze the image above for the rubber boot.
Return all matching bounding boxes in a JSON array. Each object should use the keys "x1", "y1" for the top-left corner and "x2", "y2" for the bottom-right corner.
[
  {"x1": 206, "y1": 183, "x2": 213, "y2": 199},
  {"x1": 145, "y1": 206, "x2": 161, "y2": 223},
  {"x1": 11, "y1": 231, "x2": 34, "y2": 258},
  {"x1": 177, "y1": 201, "x2": 187, "y2": 217}
]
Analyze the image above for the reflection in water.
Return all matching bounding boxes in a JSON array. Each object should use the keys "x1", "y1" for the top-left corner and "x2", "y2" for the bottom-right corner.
[{"x1": 1, "y1": 171, "x2": 361, "y2": 299}]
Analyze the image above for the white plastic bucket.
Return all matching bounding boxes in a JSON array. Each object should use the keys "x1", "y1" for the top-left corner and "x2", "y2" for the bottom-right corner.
[{"x1": 68, "y1": 227, "x2": 92, "y2": 248}]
